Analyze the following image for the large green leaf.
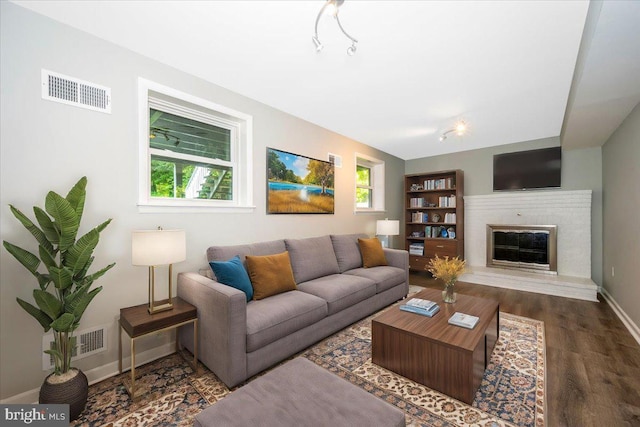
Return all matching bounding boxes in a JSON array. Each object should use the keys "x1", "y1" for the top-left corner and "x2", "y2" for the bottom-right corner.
[
  {"x1": 50, "y1": 313, "x2": 75, "y2": 332},
  {"x1": 64, "y1": 282, "x2": 90, "y2": 310},
  {"x1": 33, "y1": 289, "x2": 63, "y2": 320},
  {"x1": 70, "y1": 286, "x2": 102, "y2": 320},
  {"x1": 17, "y1": 298, "x2": 53, "y2": 331},
  {"x1": 3, "y1": 241, "x2": 40, "y2": 275},
  {"x1": 66, "y1": 176, "x2": 87, "y2": 220},
  {"x1": 85, "y1": 262, "x2": 116, "y2": 284},
  {"x1": 48, "y1": 266, "x2": 73, "y2": 290},
  {"x1": 74, "y1": 256, "x2": 94, "y2": 281},
  {"x1": 38, "y1": 245, "x2": 57, "y2": 270},
  {"x1": 45, "y1": 192, "x2": 79, "y2": 251},
  {"x1": 36, "y1": 272, "x2": 52, "y2": 290},
  {"x1": 34, "y1": 207, "x2": 59, "y2": 246},
  {"x1": 44, "y1": 348, "x2": 63, "y2": 360},
  {"x1": 95, "y1": 218, "x2": 112, "y2": 234},
  {"x1": 64, "y1": 229, "x2": 98, "y2": 275},
  {"x1": 8, "y1": 205, "x2": 54, "y2": 254}
]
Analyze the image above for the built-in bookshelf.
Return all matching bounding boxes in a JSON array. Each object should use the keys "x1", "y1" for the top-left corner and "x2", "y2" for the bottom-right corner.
[{"x1": 405, "y1": 170, "x2": 464, "y2": 271}]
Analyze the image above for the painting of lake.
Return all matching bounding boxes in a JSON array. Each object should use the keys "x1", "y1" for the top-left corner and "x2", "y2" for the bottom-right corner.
[{"x1": 267, "y1": 148, "x2": 335, "y2": 214}]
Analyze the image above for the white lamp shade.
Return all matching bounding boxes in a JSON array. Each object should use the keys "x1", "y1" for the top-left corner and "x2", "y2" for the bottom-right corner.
[
  {"x1": 376, "y1": 219, "x2": 399, "y2": 236},
  {"x1": 132, "y1": 229, "x2": 186, "y2": 266}
]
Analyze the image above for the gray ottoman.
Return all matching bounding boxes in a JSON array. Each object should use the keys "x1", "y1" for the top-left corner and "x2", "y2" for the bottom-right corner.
[{"x1": 194, "y1": 357, "x2": 406, "y2": 427}]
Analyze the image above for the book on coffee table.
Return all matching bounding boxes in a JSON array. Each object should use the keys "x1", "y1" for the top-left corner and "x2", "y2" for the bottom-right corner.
[
  {"x1": 400, "y1": 303, "x2": 440, "y2": 317},
  {"x1": 405, "y1": 298, "x2": 437, "y2": 311},
  {"x1": 448, "y1": 312, "x2": 480, "y2": 329}
]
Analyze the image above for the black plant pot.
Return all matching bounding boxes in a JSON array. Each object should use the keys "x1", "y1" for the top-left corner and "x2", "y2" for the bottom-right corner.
[{"x1": 39, "y1": 368, "x2": 88, "y2": 421}]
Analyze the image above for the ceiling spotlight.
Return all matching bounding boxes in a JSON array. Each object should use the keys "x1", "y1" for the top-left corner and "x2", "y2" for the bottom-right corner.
[
  {"x1": 313, "y1": 0, "x2": 358, "y2": 55},
  {"x1": 440, "y1": 120, "x2": 468, "y2": 142}
]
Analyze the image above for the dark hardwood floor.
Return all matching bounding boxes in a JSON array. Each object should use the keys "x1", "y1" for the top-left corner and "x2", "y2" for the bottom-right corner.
[{"x1": 410, "y1": 272, "x2": 640, "y2": 427}]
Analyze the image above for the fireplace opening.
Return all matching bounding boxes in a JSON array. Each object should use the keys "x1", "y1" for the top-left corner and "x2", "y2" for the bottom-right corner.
[{"x1": 486, "y1": 225, "x2": 557, "y2": 274}]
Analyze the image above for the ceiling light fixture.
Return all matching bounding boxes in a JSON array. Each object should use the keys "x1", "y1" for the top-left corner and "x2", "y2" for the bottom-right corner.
[
  {"x1": 439, "y1": 120, "x2": 468, "y2": 142},
  {"x1": 313, "y1": 0, "x2": 358, "y2": 56}
]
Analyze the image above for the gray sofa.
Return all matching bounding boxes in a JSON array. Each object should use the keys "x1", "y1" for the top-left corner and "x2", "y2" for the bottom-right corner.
[{"x1": 177, "y1": 233, "x2": 409, "y2": 388}]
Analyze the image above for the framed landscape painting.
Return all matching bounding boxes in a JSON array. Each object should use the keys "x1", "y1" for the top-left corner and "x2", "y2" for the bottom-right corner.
[{"x1": 267, "y1": 148, "x2": 335, "y2": 214}]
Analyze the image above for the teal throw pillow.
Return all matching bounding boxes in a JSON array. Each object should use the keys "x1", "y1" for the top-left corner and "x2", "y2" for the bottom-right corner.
[{"x1": 209, "y1": 256, "x2": 253, "y2": 302}]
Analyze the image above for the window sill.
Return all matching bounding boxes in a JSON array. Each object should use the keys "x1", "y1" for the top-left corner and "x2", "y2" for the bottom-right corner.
[
  {"x1": 138, "y1": 203, "x2": 256, "y2": 214},
  {"x1": 354, "y1": 209, "x2": 387, "y2": 215}
]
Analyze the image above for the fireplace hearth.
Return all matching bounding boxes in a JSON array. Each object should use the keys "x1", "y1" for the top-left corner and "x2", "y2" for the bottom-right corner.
[{"x1": 486, "y1": 225, "x2": 557, "y2": 274}]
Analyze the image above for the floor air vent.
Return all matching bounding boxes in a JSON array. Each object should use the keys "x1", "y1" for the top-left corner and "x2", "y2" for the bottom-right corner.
[
  {"x1": 42, "y1": 324, "x2": 109, "y2": 370},
  {"x1": 41, "y1": 69, "x2": 111, "y2": 113}
]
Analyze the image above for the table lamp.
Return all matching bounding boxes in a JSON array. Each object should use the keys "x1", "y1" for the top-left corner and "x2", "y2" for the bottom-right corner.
[
  {"x1": 132, "y1": 228, "x2": 186, "y2": 314},
  {"x1": 376, "y1": 219, "x2": 400, "y2": 248}
]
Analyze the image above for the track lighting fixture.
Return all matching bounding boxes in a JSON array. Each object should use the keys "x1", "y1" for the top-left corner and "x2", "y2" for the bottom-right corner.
[
  {"x1": 439, "y1": 121, "x2": 468, "y2": 142},
  {"x1": 313, "y1": 0, "x2": 358, "y2": 55}
]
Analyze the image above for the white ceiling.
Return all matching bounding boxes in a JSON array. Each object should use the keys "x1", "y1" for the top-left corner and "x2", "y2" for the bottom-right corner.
[{"x1": 13, "y1": 1, "x2": 640, "y2": 160}]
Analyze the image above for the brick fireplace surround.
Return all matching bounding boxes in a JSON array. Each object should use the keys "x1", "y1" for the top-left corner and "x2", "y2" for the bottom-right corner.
[{"x1": 461, "y1": 190, "x2": 598, "y2": 301}]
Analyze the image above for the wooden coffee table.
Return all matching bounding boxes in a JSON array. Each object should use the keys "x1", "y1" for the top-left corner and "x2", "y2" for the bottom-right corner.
[{"x1": 372, "y1": 286, "x2": 499, "y2": 404}]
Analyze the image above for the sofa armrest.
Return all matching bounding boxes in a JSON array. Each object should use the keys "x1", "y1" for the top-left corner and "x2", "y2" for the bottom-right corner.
[
  {"x1": 384, "y1": 248, "x2": 409, "y2": 284},
  {"x1": 177, "y1": 272, "x2": 248, "y2": 387}
]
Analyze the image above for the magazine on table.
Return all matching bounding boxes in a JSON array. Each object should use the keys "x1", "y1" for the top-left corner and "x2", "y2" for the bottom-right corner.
[
  {"x1": 448, "y1": 312, "x2": 480, "y2": 329},
  {"x1": 405, "y1": 298, "x2": 437, "y2": 311},
  {"x1": 399, "y1": 303, "x2": 440, "y2": 317}
]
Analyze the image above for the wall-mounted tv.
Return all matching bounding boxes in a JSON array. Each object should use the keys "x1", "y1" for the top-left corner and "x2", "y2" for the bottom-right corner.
[{"x1": 493, "y1": 146, "x2": 561, "y2": 191}]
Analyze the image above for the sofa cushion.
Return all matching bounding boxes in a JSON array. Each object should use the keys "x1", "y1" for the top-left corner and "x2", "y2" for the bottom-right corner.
[
  {"x1": 207, "y1": 240, "x2": 287, "y2": 264},
  {"x1": 246, "y1": 291, "x2": 327, "y2": 352},
  {"x1": 330, "y1": 233, "x2": 367, "y2": 272},
  {"x1": 344, "y1": 266, "x2": 406, "y2": 294},
  {"x1": 358, "y1": 237, "x2": 388, "y2": 268},
  {"x1": 209, "y1": 256, "x2": 253, "y2": 301},
  {"x1": 296, "y1": 274, "x2": 376, "y2": 316},
  {"x1": 285, "y1": 236, "x2": 340, "y2": 283},
  {"x1": 245, "y1": 252, "x2": 297, "y2": 300}
]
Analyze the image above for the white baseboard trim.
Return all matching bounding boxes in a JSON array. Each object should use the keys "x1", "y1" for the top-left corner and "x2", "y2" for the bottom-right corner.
[
  {"x1": 0, "y1": 342, "x2": 175, "y2": 405},
  {"x1": 600, "y1": 288, "x2": 640, "y2": 347}
]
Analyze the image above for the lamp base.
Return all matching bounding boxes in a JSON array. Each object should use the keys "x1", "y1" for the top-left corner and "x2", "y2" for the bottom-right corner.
[{"x1": 148, "y1": 299, "x2": 173, "y2": 314}]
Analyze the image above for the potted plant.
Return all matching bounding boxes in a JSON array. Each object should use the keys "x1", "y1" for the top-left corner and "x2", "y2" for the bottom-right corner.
[
  {"x1": 426, "y1": 255, "x2": 466, "y2": 303},
  {"x1": 2, "y1": 177, "x2": 115, "y2": 420}
]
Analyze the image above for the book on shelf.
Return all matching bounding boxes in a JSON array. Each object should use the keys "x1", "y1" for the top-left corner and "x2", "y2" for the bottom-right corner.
[
  {"x1": 438, "y1": 195, "x2": 457, "y2": 207},
  {"x1": 423, "y1": 177, "x2": 454, "y2": 190},
  {"x1": 444, "y1": 213, "x2": 457, "y2": 223},
  {"x1": 430, "y1": 226, "x2": 442, "y2": 238},
  {"x1": 409, "y1": 243, "x2": 424, "y2": 255},
  {"x1": 400, "y1": 303, "x2": 440, "y2": 317},
  {"x1": 448, "y1": 312, "x2": 480, "y2": 329},
  {"x1": 409, "y1": 197, "x2": 426, "y2": 208},
  {"x1": 411, "y1": 211, "x2": 429, "y2": 223},
  {"x1": 405, "y1": 298, "x2": 437, "y2": 311}
]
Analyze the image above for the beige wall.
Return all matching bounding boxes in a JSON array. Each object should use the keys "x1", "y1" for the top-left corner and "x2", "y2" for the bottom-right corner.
[
  {"x1": 0, "y1": 3, "x2": 404, "y2": 399},
  {"x1": 405, "y1": 137, "x2": 603, "y2": 285},
  {"x1": 602, "y1": 102, "x2": 640, "y2": 328}
]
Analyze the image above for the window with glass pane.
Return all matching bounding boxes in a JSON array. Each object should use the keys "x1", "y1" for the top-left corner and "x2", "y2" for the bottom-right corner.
[
  {"x1": 149, "y1": 107, "x2": 234, "y2": 200},
  {"x1": 356, "y1": 165, "x2": 372, "y2": 208}
]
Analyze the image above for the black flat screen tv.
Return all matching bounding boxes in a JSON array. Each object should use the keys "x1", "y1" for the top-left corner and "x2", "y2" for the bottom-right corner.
[{"x1": 493, "y1": 146, "x2": 561, "y2": 191}]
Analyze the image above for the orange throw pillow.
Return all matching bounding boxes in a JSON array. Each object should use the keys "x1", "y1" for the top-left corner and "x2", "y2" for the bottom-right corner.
[
  {"x1": 245, "y1": 251, "x2": 297, "y2": 300},
  {"x1": 358, "y1": 237, "x2": 388, "y2": 268}
]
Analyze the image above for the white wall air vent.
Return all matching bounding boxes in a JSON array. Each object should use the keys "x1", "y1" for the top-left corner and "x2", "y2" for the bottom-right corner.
[
  {"x1": 328, "y1": 153, "x2": 342, "y2": 168},
  {"x1": 41, "y1": 69, "x2": 111, "y2": 113},
  {"x1": 42, "y1": 324, "x2": 108, "y2": 370}
]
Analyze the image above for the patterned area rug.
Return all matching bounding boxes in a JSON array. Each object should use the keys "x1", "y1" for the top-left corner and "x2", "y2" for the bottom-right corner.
[{"x1": 73, "y1": 311, "x2": 545, "y2": 427}]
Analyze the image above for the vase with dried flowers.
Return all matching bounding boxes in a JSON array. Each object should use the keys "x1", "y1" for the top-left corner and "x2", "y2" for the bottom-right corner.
[{"x1": 426, "y1": 255, "x2": 466, "y2": 303}]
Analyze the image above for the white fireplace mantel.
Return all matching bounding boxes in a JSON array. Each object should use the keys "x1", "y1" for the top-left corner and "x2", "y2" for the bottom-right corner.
[{"x1": 460, "y1": 190, "x2": 598, "y2": 301}]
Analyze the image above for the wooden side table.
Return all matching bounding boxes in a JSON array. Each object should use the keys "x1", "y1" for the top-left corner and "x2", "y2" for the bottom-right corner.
[{"x1": 118, "y1": 297, "x2": 198, "y2": 400}]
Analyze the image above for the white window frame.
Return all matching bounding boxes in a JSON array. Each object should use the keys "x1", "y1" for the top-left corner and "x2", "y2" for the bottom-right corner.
[
  {"x1": 137, "y1": 78, "x2": 254, "y2": 213},
  {"x1": 355, "y1": 153, "x2": 385, "y2": 213}
]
